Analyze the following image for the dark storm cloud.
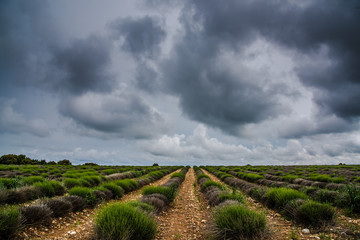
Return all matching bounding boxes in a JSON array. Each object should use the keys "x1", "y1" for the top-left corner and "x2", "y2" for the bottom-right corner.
[
  {"x1": 0, "y1": 0, "x2": 114, "y2": 95},
  {"x1": 0, "y1": 0, "x2": 57, "y2": 91},
  {"x1": 51, "y1": 35, "x2": 114, "y2": 94},
  {"x1": 111, "y1": 16, "x2": 166, "y2": 59},
  {"x1": 0, "y1": 1, "x2": 165, "y2": 139},
  {"x1": 160, "y1": 0, "x2": 360, "y2": 136}
]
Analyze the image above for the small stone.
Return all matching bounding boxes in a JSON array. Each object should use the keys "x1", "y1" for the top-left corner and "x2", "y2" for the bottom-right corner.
[
  {"x1": 201, "y1": 220, "x2": 206, "y2": 223},
  {"x1": 68, "y1": 230, "x2": 76, "y2": 235},
  {"x1": 302, "y1": 228, "x2": 310, "y2": 234}
]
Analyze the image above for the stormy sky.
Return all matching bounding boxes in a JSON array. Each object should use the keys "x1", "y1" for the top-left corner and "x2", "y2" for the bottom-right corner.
[{"x1": 1, "y1": 0, "x2": 360, "y2": 165}]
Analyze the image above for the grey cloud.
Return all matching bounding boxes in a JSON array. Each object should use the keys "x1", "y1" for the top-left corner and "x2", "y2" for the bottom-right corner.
[
  {"x1": 0, "y1": 99, "x2": 50, "y2": 137},
  {"x1": 160, "y1": 0, "x2": 360, "y2": 136},
  {"x1": 51, "y1": 35, "x2": 114, "y2": 94},
  {"x1": 161, "y1": 2, "x2": 286, "y2": 136},
  {"x1": 0, "y1": 1, "x2": 114, "y2": 95},
  {"x1": 59, "y1": 91, "x2": 168, "y2": 139},
  {"x1": 193, "y1": 0, "x2": 360, "y2": 119},
  {"x1": 135, "y1": 61, "x2": 160, "y2": 92},
  {"x1": 111, "y1": 16, "x2": 166, "y2": 59},
  {"x1": 0, "y1": 0, "x2": 57, "y2": 90}
]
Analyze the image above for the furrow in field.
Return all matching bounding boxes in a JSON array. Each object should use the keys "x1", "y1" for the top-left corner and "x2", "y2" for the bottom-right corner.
[{"x1": 155, "y1": 168, "x2": 212, "y2": 240}]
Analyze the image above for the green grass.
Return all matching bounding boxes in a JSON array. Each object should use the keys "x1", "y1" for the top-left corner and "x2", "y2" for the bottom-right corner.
[
  {"x1": 95, "y1": 203, "x2": 157, "y2": 240},
  {"x1": 265, "y1": 187, "x2": 307, "y2": 209},
  {"x1": 142, "y1": 186, "x2": 176, "y2": 202},
  {"x1": 0, "y1": 205, "x2": 22, "y2": 239},
  {"x1": 213, "y1": 204, "x2": 266, "y2": 239}
]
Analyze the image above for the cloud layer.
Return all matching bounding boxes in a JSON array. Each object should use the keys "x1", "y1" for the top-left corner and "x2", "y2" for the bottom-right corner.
[{"x1": 1, "y1": 0, "x2": 360, "y2": 165}]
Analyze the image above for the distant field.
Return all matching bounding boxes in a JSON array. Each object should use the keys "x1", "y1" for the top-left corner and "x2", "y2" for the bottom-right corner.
[{"x1": 1, "y1": 164, "x2": 359, "y2": 239}]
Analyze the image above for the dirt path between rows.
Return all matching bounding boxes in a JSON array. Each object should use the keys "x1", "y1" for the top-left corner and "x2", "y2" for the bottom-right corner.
[
  {"x1": 201, "y1": 169, "x2": 323, "y2": 240},
  {"x1": 16, "y1": 170, "x2": 178, "y2": 240},
  {"x1": 155, "y1": 168, "x2": 212, "y2": 240}
]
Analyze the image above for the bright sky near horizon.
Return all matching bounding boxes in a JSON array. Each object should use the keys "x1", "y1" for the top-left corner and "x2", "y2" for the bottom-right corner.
[{"x1": 1, "y1": 0, "x2": 360, "y2": 165}]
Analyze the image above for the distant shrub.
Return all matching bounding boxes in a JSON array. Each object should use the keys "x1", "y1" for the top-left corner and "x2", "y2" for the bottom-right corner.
[
  {"x1": 213, "y1": 204, "x2": 266, "y2": 239},
  {"x1": 101, "y1": 183, "x2": 124, "y2": 199},
  {"x1": 197, "y1": 174, "x2": 210, "y2": 181},
  {"x1": 114, "y1": 179, "x2": 139, "y2": 193},
  {"x1": 142, "y1": 186, "x2": 176, "y2": 202},
  {"x1": 68, "y1": 187, "x2": 96, "y2": 207},
  {"x1": 218, "y1": 192, "x2": 245, "y2": 205},
  {"x1": 140, "y1": 194, "x2": 166, "y2": 211},
  {"x1": 94, "y1": 186, "x2": 113, "y2": 200},
  {"x1": 201, "y1": 181, "x2": 223, "y2": 191},
  {"x1": 49, "y1": 181, "x2": 66, "y2": 195},
  {"x1": 244, "y1": 173, "x2": 264, "y2": 182},
  {"x1": 282, "y1": 174, "x2": 298, "y2": 182},
  {"x1": 64, "y1": 178, "x2": 82, "y2": 189},
  {"x1": 21, "y1": 204, "x2": 52, "y2": 226},
  {"x1": 23, "y1": 176, "x2": 44, "y2": 185},
  {"x1": 95, "y1": 203, "x2": 157, "y2": 240},
  {"x1": 0, "y1": 205, "x2": 22, "y2": 239},
  {"x1": 64, "y1": 196, "x2": 86, "y2": 212},
  {"x1": 34, "y1": 181, "x2": 55, "y2": 197},
  {"x1": 342, "y1": 185, "x2": 360, "y2": 214},
  {"x1": 0, "y1": 177, "x2": 23, "y2": 189},
  {"x1": 102, "y1": 169, "x2": 117, "y2": 175},
  {"x1": 171, "y1": 172, "x2": 185, "y2": 180},
  {"x1": 295, "y1": 201, "x2": 335, "y2": 226},
  {"x1": 44, "y1": 198, "x2": 72, "y2": 217},
  {"x1": 127, "y1": 201, "x2": 155, "y2": 213},
  {"x1": 265, "y1": 188, "x2": 307, "y2": 209},
  {"x1": 93, "y1": 190, "x2": 107, "y2": 203},
  {"x1": 81, "y1": 176, "x2": 101, "y2": 187}
]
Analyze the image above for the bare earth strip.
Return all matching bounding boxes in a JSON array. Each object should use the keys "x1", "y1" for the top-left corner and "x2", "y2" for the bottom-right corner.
[
  {"x1": 155, "y1": 168, "x2": 212, "y2": 240},
  {"x1": 201, "y1": 169, "x2": 323, "y2": 240},
  {"x1": 16, "y1": 170, "x2": 179, "y2": 240}
]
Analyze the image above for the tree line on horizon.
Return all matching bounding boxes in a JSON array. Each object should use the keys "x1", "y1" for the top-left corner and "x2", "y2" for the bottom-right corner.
[{"x1": 0, "y1": 154, "x2": 72, "y2": 165}]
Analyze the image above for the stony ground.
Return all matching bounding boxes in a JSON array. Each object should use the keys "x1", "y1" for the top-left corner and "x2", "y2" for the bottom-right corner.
[{"x1": 154, "y1": 168, "x2": 212, "y2": 240}]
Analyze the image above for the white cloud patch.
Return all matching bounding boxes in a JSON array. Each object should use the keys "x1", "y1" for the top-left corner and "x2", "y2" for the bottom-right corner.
[
  {"x1": 0, "y1": 99, "x2": 50, "y2": 137},
  {"x1": 140, "y1": 125, "x2": 360, "y2": 165},
  {"x1": 59, "y1": 89, "x2": 169, "y2": 139}
]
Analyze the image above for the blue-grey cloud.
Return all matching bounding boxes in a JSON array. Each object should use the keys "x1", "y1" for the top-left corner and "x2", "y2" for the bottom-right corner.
[
  {"x1": 159, "y1": 0, "x2": 360, "y2": 136},
  {"x1": 110, "y1": 16, "x2": 166, "y2": 59},
  {"x1": 51, "y1": 35, "x2": 114, "y2": 94},
  {"x1": 59, "y1": 91, "x2": 168, "y2": 139},
  {"x1": 0, "y1": 99, "x2": 50, "y2": 137}
]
